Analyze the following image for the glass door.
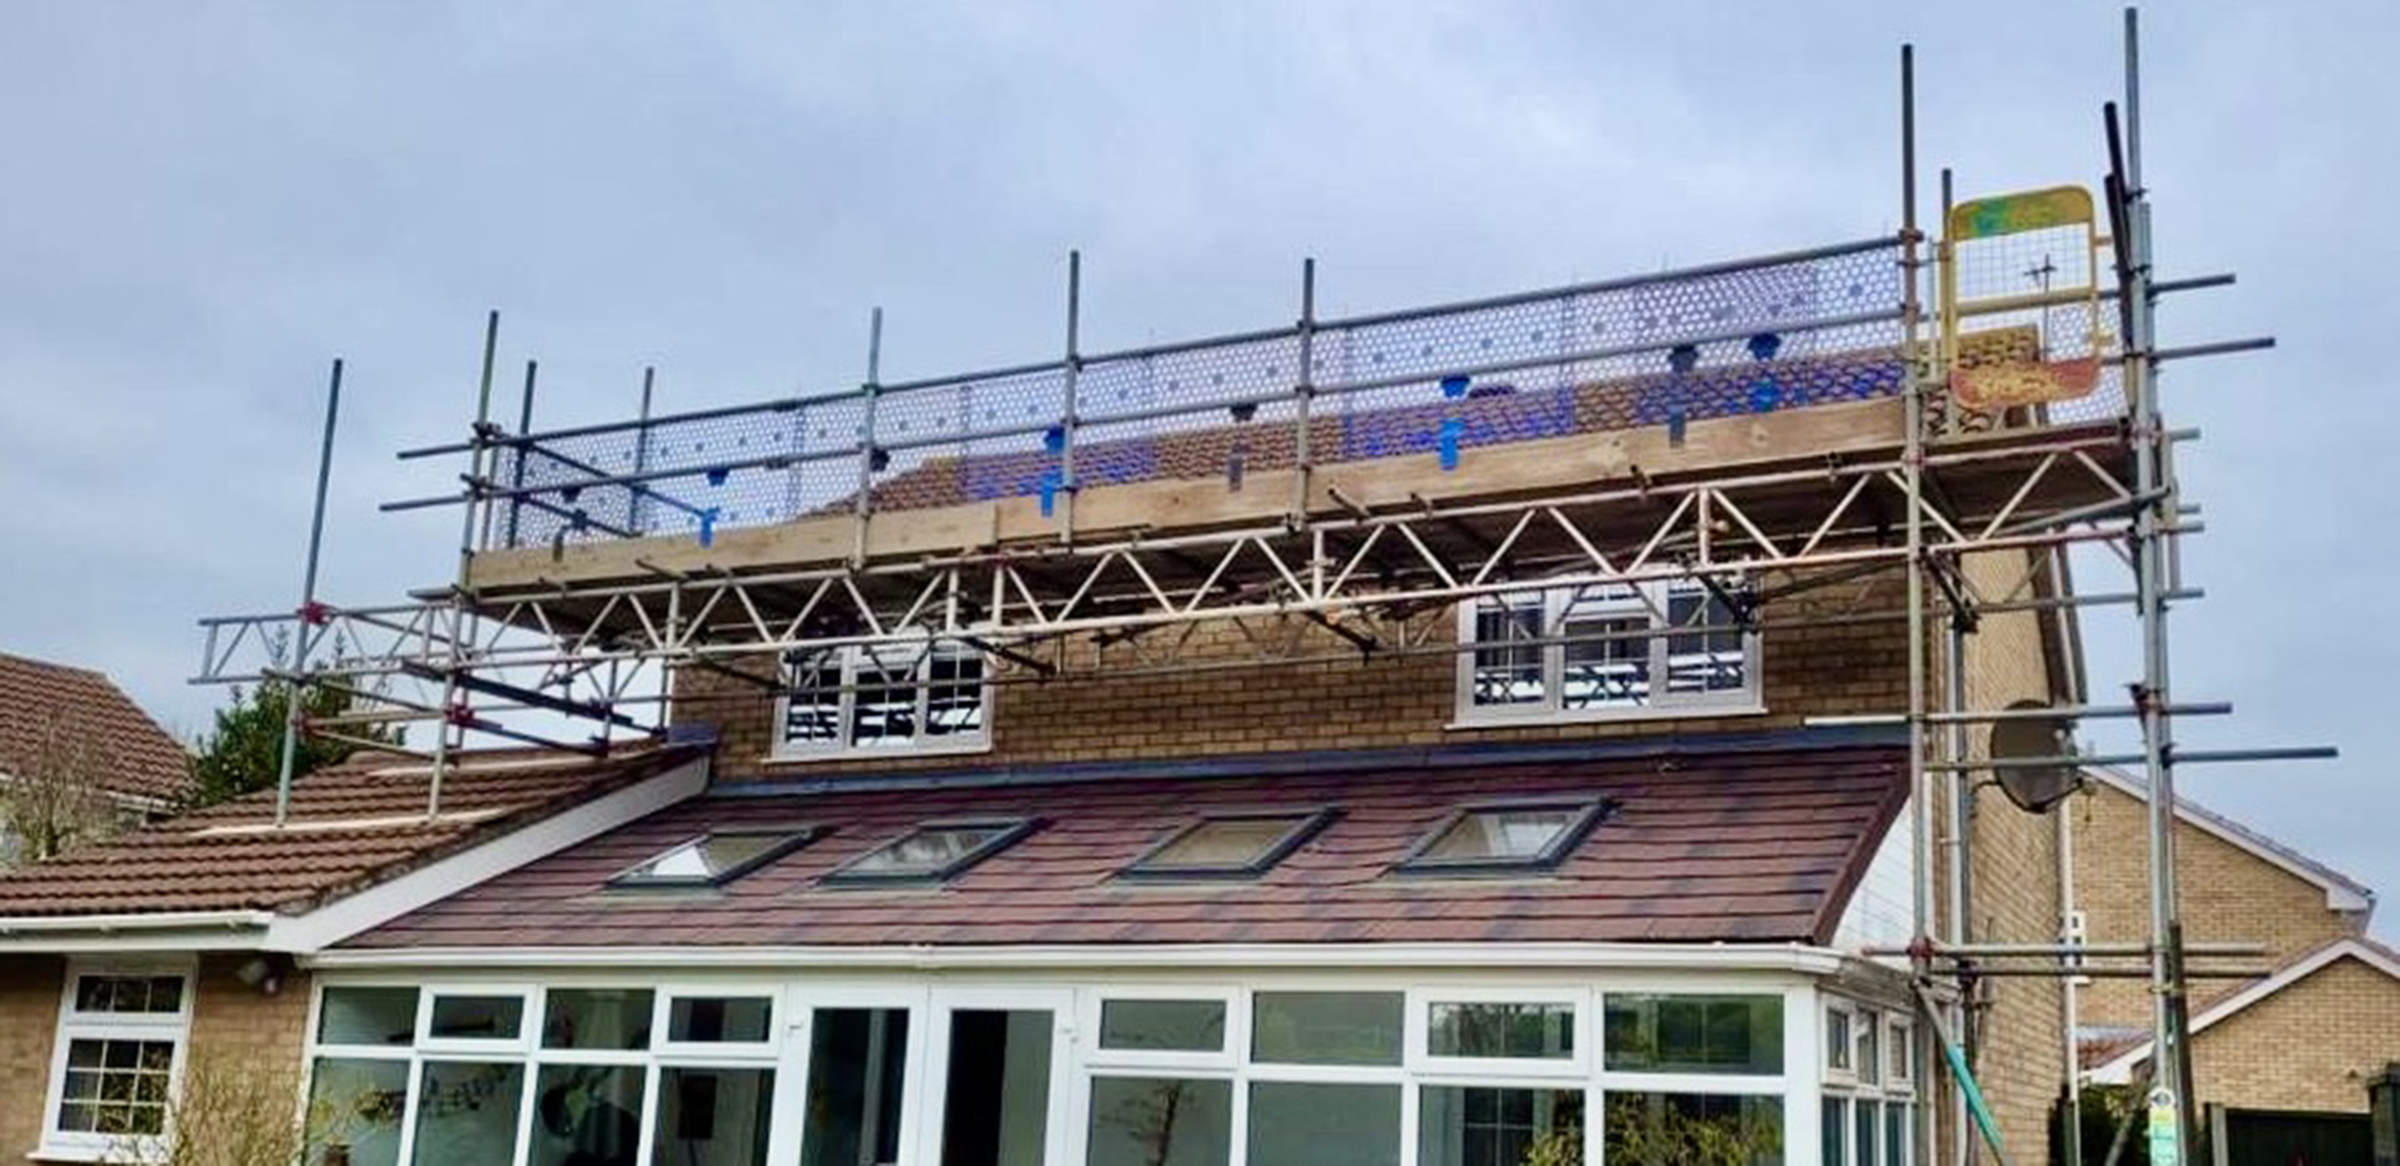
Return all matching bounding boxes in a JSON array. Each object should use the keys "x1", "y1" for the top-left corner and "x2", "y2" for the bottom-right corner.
[
  {"x1": 792, "y1": 988, "x2": 930, "y2": 1166},
  {"x1": 918, "y1": 989, "x2": 1073, "y2": 1166}
]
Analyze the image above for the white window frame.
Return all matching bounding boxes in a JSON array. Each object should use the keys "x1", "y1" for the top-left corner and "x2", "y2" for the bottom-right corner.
[
  {"x1": 40, "y1": 958, "x2": 196, "y2": 1164},
  {"x1": 771, "y1": 642, "x2": 993, "y2": 761},
  {"x1": 1408, "y1": 985, "x2": 1590, "y2": 1080},
  {"x1": 1083, "y1": 987, "x2": 1243, "y2": 1072},
  {"x1": 1452, "y1": 577, "x2": 1764, "y2": 727},
  {"x1": 1824, "y1": 999, "x2": 1857, "y2": 1078},
  {"x1": 1820, "y1": 993, "x2": 1917, "y2": 1166}
]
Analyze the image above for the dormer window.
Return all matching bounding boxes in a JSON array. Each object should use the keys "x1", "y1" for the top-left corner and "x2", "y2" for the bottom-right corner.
[
  {"x1": 1455, "y1": 577, "x2": 1761, "y2": 725},
  {"x1": 777, "y1": 642, "x2": 989, "y2": 759}
]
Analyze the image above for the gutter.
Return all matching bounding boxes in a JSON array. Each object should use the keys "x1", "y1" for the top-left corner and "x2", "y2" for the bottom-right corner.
[
  {"x1": 0, "y1": 910, "x2": 275, "y2": 952},
  {"x1": 305, "y1": 941, "x2": 1851, "y2": 975}
]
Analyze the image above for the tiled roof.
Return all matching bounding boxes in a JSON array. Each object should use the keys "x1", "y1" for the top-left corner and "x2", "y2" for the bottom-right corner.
[
  {"x1": 348, "y1": 742, "x2": 1907, "y2": 951},
  {"x1": 0, "y1": 651, "x2": 190, "y2": 804},
  {"x1": 0, "y1": 744, "x2": 701, "y2": 919}
]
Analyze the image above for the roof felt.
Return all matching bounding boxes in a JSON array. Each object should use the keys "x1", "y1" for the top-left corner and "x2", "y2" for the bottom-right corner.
[
  {"x1": 0, "y1": 651, "x2": 190, "y2": 803},
  {"x1": 0, "y1": 744, "x2": 700, "y2": 919},
  {"x1": 348, "y1": 742, "x2": 1908, "y2": 951}
]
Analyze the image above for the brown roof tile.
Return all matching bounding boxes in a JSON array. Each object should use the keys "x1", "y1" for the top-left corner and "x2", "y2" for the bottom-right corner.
[
  {"x1": 349, "y1": 742, "x2": 1907, "y2": 951},
  {"x1": 0, "y1": 744, "x2": 702, "y2": 919},
  {"x1": 0, "y1": 651, "x2": 190, "y2": 803}
]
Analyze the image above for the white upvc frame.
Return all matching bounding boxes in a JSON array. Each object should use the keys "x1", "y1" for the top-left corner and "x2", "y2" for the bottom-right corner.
[
  {"x1": 1451, "y1": 578, "x2": 1764, "y2": 728},
  {"x1": 770, "y1": 642, "x2": 993, "y2": 763},
  {"x1": 37, "y1": 957, "x2": 196, "y2": 1164},
  {"x1": 1818, "y1": 990, "x2": 1916, "y2": 1166},
  {"x1": 293, "y1": 966, "x2": 1836, "y2": 1166}
]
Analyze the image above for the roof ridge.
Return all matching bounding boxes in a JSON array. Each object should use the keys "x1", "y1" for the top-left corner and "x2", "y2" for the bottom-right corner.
[{"x1": 0, "y1": 650, "x2": 109, "y2": 678}]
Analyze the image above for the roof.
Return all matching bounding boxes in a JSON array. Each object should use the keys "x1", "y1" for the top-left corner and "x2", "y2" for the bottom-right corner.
[
  {"x1": 2083, "y1": 766, "x2": 2376, "y2": 916},
  {"x1": 2084, "y1": 934, "x2": 2400, "y2": 1083},
  {"x1": 345, "y1": 741, "x2": 1909, "y2": 953},
  {"x1": 0, "y1": 651, "x2": 190, "y2": 805},
  {"x1": 0, "y1": 743, "x2": 705, "y2": 923}
]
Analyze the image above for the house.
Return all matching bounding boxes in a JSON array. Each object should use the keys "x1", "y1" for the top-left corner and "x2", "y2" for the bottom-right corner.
[
  {"x1": 0, "y1": 188, "x2": 2196, "y2": 1164},
  {"x1": 0, "y1": 652, "x2": 191, "y2": 866},
  {"x1": 2073, "y1": 769, "x2": 2400, "y2": 1144}
]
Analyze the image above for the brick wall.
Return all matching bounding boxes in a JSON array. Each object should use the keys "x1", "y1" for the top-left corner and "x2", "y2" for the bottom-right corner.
[
  {"x1": 2070, "y1": 782, "x2": 2360, "y2": 1030},
  {"x1": 0, "y1": 953, "x2": 313, "y2": 1164},
  {"x1": 686, "y1": 566, "x2": 1914, "y2": 780},
  {"x1": 2186, "y1": 955, "x2": 2400, "y2": 1114},
  {"x1": 0, "y1": 955, "x2": 64, "y2": 1163}
]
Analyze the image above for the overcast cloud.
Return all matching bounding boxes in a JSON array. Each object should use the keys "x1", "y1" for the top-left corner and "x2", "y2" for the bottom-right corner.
[{"x1": 2, "y1": 2, "x2": 2391, "y2": 935}]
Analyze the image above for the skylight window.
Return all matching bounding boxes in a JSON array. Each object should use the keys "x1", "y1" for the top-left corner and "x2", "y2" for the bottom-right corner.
[
  {"x1": 607, "y1": 827, "x2": 825, "y2": 889},
  {"x1": 1120, "y1": 808, "x2": 1336, "y2": 880},
  {"x1": 1395, "y1": 800, "x2": 1611, "y2": 874},
  {"x1": 823, "y1": 819, "x2": 1037, "y2": 885}
]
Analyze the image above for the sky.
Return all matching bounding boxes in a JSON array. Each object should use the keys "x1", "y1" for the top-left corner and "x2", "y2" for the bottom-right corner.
[{"x1": 1, "y1": 3, "x2": 2392, "y2": 933}]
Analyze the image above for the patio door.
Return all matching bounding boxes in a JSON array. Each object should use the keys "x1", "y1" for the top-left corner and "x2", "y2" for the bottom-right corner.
[
  {"x1": 917, "y1": 988, "x2": 1074, "y2": 1166},
  {"x1": 790, "y1": 987, "x2": 932, "y2": 1166}
]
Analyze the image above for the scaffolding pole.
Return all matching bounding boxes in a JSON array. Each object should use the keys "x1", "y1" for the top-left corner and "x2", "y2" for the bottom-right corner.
[{"x1": 272, "y1": 357, "x2": 344, "y2": 827}]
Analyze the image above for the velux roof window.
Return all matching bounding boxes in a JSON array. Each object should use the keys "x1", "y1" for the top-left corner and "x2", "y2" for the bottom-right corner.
[
  {"x1": 607, "y1": 826, "x2": 825, "y2": 889},
  {"x1": 1120, "y1": 808, "x2": 1336, "y2": 880},
  {"x1": 1395, "y1": 799, "x2": 1610, "y2": 874},
  {"x1": 823, "y1": 818, "x2": 1037, "y2": 885}
]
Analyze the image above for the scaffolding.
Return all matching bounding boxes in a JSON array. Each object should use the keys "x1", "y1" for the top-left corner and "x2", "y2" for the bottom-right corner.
[{"x1": 189, "y1": 9, "x2": 2336, "y2": 1166}]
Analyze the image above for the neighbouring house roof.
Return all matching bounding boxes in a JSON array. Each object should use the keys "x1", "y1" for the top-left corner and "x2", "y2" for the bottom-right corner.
[
  {"x1": 0, "y1": 743, "x2": 709, "y2": 953},
  {"x1": 2084, "y1": 934, "x2": 2400, "y2": 1084},
  {"x1": 2083, "y1": 766, "x2": 2377, "y2": 917},
  {"x1": 343, "y1": 740, "x2": 1909, "y2": 955},
  {"x1": 0, "y1": 651, "x2": 190, "y2": 806}
]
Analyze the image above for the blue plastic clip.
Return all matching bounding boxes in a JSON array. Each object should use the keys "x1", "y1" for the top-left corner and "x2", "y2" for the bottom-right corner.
[
  {"x1": 1042, "y1": 424, "x2": 1067, "y2": 455},
  {"x1": 705, "y1": 467, "x2": 730, "y2": 487},
  {"x1": 1438, "y1": 418, "x2": 1464, "y2": 471},
  {"x1": 698, "y1": 507, "x2": 721, "y2": 547},
  {"x1": 1039, "y1": 467, "x2": 1062, "y2": 517},
  {"x1": 1439, "y1": 375, "x2": 1472, "y2": 399}
]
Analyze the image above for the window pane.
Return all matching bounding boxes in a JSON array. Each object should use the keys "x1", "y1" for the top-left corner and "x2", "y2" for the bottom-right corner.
[
  {"x1": 1248, "y1": 1081, "x2": 1400, "y2": 1166},
  {"x1": 1887, "y1": 1021, "x2": 1911, "y2": 1083},
  {"x1": 1602, "y1": 994, "x2": 1783, "y2": 1074},
  {"x1": 306, "y1": 1057, "x2": 409, "y2": 1166},
  {"x1": 1602, "y1": 1092, "x2": 1783, "y2": 1166},
  {"x1": 925, "y1": 651, "x2": 986, "y2": 738},
  {"x1": 54, "y1": 1038, "x2": 174, "y2": 1135},
  {"x1": 1412, "y1": 807, "x2": 1588, "y2": 867},
  {"x1": 1099, "y1": 999, "x2": 1226, "y2": 1053},
  {"x1": 668, "y1": 997, "x2": 773, "y2": 1044},
  {"x1": 1469, "y1": 597, "x2": 1545, "y2": 708},
  {"x1": 1418, "y1": 1086, "x2": 1583, "y2": 1166},
  {"x1": 1885, "y1": 1102, "x2": 1911, "y2": 1166},
  {"x1": 784, "y1": 653, "x2": 844, "y2": 747},
  {"x1": 1855, "y1": 1013, "x2": 1882, "y2": 1085},
  {"x1": 1562, "y1": 585, "x2": 1651, "y2": 710},
  {"x1": 1855, "y1": 1100, "x2": 1881, "y2": 1166},
  {"x1": 1086, "y1": 1077, "x2": 1231, "y2": 1166},
  {"x1": 939, "y1": 1009, "x2": 1053, "y2": 1166},
  {"x1": 1251, "y1": 992, "x2": 1402, "y2": 1066},
  {"x1": 1826, "y1": 1009, "x2": 1853, "y2": 1070},
  {"x1": 75, "y1": 974, "x2": 184, "y2": 1015},
  {"x1": 852, "y1": 649, "x2": 920, "y2": 747},
  {"x1": 544, "y1": 988, "x2": 655, "y2": 1051},
  {"x1": 1821, "y1": 1097, "x2": 1848, "y2": 1166},
  {"x1": 1134, "y1": 816, "x2": 1313, "y2": 874},
  {"x1": 654, "y1": 1068, "x2": 775, "y2": 1166},
  {"x1": 1428, "y1": 1001, "x2": 1574, "y2": 1060},
  {"x1": 410, "y1": 1061, "x2": 524, "y2": 1166},
  {"x1": 1665, "y1": 584, "x2": 1748, "y2": 695},
  {"x1": 801, "y1": 1009, "x2": 912, "y2": 1166},
  {"x1": 836, "y1": 822, "x2": 1027, "y2": 881},
  {"x1": 615, "y1": 832, "x2": 809, "y2": 887},
  {"x1": 320, "y1": 987, "x2": 420, "y2": 1047},
  {"x1": 428, "y1": 995, "x2": 523, "y2": 1042},
  {"x1": 528, "y1": 1063, "x2": 645, "y2": 1166}
]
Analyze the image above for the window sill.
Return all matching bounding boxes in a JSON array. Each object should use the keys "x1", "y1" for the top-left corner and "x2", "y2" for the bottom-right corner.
[
  {"x1": 32, "y1": 1140, "x2": 152, "y2": 1165},
  {"x1": 760, "y1": 737, "x2": 995, "y2": 766},
  {"x1": 1446, "y1": 701, "x2": 1767, "y2": 731}
]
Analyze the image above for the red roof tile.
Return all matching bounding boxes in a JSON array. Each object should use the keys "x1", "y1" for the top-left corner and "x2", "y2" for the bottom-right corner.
[
  {"x1": 348, "y1": 743, "x2": 1906, "y2": 951},
  {"x1": 0, "y1": 651, "x2": 190, "y2": 803},
  {"x1": 0, "y1": 744, "x2": 702, "y2": 919}
]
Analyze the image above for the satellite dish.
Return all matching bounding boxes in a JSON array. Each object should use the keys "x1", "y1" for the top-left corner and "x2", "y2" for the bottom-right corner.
[{"x1": 1989, "y1": 700, "x2": 2082, "y2": 813}]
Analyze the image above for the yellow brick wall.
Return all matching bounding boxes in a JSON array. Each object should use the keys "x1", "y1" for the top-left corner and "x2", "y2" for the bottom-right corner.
[
  {"x1": 2069, "y1": 782, "x2": 2360, "y2": 1030},
  {"x1": 2189, "y1": 955, "x2": 2400, "y2": 1114},
  {"x1": 687, "y1": 567, "x2": 1914, "y2": 780},
  {"x1": 0, "y1": 955, "x2": 312, "y2": 1164},
  {"x1": 0, "y1": 955, "x2": 65, "y2": 1164},
  {"x1": 1945, "y1": 549, "x2": 2071, "y2": 1158}
]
